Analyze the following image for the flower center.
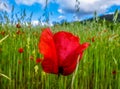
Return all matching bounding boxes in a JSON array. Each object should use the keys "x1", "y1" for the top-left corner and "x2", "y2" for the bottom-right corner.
[{"x1": 58, "y1": 66, "x2": 64, "y2": 74}]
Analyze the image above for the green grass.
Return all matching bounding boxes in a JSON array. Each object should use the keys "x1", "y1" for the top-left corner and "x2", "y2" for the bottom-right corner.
[{"x1": 0, "y1": 21, "x2": 120, "y2": 89}]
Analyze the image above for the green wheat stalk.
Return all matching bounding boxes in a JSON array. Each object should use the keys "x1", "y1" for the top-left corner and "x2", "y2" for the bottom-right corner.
[
  {"x1": 0, "y1": 73, "x2": 11, "y2": 81},
  {"x1": 71, "y1": 55, "x2": 80, "y2": 89},
  {"x1": 0, "y1": 35, "x2": 9, "y2": 43}
]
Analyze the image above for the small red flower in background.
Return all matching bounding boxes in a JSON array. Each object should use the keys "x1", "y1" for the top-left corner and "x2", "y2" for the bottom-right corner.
[
  {"x1": 18, "y1": 48, "x2": 24, "y2": 53},
  {"x1": 112, "y1": 70, "x2": 117, "y2": 75},
  {"x1": 91, "y1": 37, "x2": 95, "y2": 42},
  {"x1": 16, "y1": 23, "x2": 21, "y2": 28},
  {"x1": 16, "y1": 30, "x2": 21, "y2": 35},
  {"x1": 36, "y1": 58, "x2": 42, "y2": 64},
  {"x1": 38, "y1": 28, "x2": 89, "y2": 76},
  {"x1": 88, "y1": 36, "x2": 95, "y2": 42}
]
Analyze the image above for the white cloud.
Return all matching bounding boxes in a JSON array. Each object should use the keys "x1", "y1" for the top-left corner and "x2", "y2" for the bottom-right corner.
[
  {"x1": 31, "y1": 20, "x2": 53, "y2": 26},
  {"x1": 31, "y1": 20, "x2": 39, "y2": 26},
  {"x1": 15, "y1": 0, "x2": 44, "y2": 6},
  {"x1": 15, "y1": 0, "x2": 54, "y2": 7},
  {"x1": 56, "y1": 0, "x2": 120, "y2": 16},
  {"x1": 14, "y1": 0, "x2": 120, "y2": 20},
  {"x1": 58, "y1": 15, "x2": 65, "y2": 19},
  {"x1": 0, "y1": 1, "x2": 11, "y2": 12},
  {"x1": 58, "y1": 8, "x2": 65, "y2": 14},
  {"x1": 14, "y1": 0, "x2": 120, "y2": 15}
]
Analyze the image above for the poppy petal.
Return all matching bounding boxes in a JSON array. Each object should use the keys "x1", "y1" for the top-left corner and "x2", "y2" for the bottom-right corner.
[
  {"x1": 77, "y1": 42, "x2": 90, "y2": 59},
  {"x1": 38, "y1": 28, "x2": 58, "y2": 74},
  {"x1": 62, "y1": 42, "x2": 89, "y2": 75},
  {"x1": 53, "y1": 31, "x2": 80, "y2": 69},
  {"x1": 62, "y1": 50, "x2": 79, "y2": 75}
]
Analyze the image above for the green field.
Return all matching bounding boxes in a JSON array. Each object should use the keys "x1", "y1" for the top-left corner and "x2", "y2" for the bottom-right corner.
[{"x1": 0, "y1": 19, "x2": 120, "y2": 89}]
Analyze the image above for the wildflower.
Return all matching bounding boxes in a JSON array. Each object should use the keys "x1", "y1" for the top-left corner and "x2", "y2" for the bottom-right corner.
[
  {"x1": 16, "y1": 30, "x2": 21, "y2": 35},
  {"x1": 38, "y1": 28, "x2": 89, "y2": 76},
  {"x1": 88, "y1": 36, "x2": 95, "y2": 42},
  {"x1": 112, "y1": 70, "x2": 117, "y2": 75},
  {"x1": 91, "y1": 37, "x2": 95, "y2": 42},
  {"x1": 36, "y1": 58, "x2": 42, "y2": 64},
  {"x1": 18, "y1": 48, "x2": 24, "y2": 53},
  {"x1": 16, "y1": 23, "x2": 21, "y2": 28}
]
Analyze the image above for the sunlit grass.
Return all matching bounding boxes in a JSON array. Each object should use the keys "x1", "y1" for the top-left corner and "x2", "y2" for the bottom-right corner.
[{"x1": 0, "y1": 20, "x2": 120, "y2": 89}]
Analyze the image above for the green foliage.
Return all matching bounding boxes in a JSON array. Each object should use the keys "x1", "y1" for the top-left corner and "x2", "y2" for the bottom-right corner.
[{"x1": 0, "y1": 20, "x2": 120, "y2": 89}]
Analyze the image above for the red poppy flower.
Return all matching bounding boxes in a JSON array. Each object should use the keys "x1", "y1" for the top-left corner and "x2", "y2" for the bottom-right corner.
[
  {"x1": 92, "y1": 37, "x2": 95, "y2": 42},
  {"x1": 112, "y1": 70, "x2": 117, "y2": 75},
  {"x1": 38, "y1": 28, "x2": 89, "y2": 76},
  {"x1": 18, "y1": 48, "x2": 24, "y2": 53},
  {"x1": 16, "y1": 23, "x2": 21, "y2": 28},
  {"x1": 16, "y1": 30, "x2": 21, "y2": 35},
  {"x1": 36, "y1": 58, "x2": 42, "y2": 64}
]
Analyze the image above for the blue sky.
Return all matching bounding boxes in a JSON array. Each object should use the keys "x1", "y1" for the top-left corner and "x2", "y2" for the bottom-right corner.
[{"x1": 0, "y1": 0, "x2": 120, "y2": 25}]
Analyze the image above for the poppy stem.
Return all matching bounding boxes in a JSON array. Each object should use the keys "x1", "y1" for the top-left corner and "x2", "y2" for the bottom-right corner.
[{"x1": 71, "y1": 55, "x2": 80, "y2": 89}]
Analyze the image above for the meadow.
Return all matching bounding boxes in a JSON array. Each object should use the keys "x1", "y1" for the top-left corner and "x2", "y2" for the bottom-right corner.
[{"x1": 0, "y1": 12, "x2": 120, "y2": 89}]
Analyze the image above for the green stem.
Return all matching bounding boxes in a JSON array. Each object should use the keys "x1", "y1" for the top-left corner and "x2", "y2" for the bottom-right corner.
[{"x1": 71, "y1": 55, "x2": 80, "y2": 89}]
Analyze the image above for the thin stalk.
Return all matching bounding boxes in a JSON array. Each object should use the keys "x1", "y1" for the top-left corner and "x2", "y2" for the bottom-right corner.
[
  {"x1": 0, "y1": 73, "x2": 11, "y2": 81},
  {"x1": 71, "y1": 55, "x2": 80, "y2": 89}
]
